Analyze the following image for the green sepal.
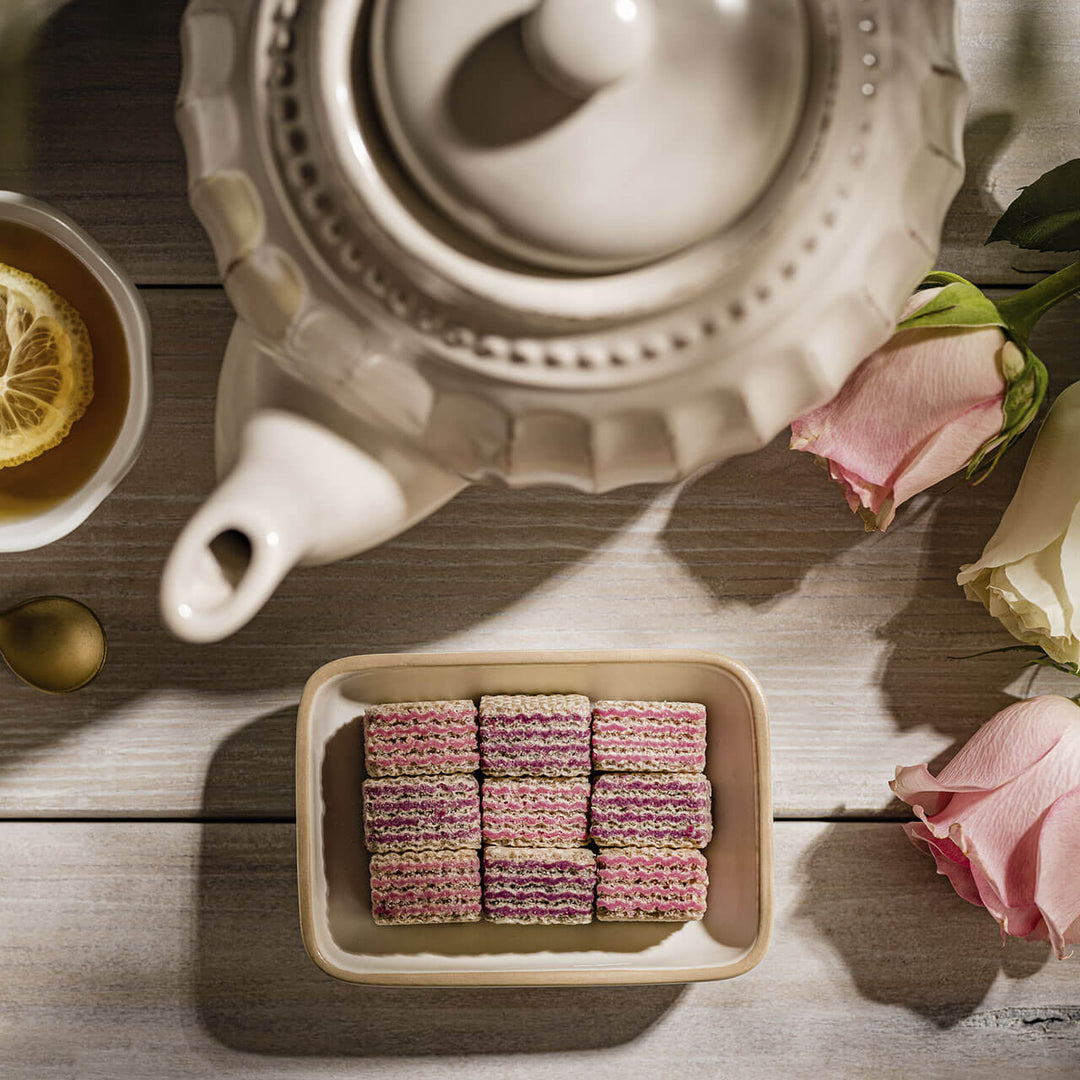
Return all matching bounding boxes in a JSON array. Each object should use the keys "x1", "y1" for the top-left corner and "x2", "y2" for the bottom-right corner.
[
  {"x1": 966, "y1": 339, "x2": 1048, "y2": 482},
  {"x1": 987, "y1": 159, "x2": 1080, "y2": 252},
  {"x1": 894, "y1": 272, "x2": 1048, "y2": 484},
  {"x1": 896, "y1": 274, "x2": 1005, "y2": 333}
]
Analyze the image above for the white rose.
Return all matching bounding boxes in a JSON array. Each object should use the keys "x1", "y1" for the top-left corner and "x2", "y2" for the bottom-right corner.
[{"x1": 958, "y1": 381, "x2": 1080, "y2": 667}]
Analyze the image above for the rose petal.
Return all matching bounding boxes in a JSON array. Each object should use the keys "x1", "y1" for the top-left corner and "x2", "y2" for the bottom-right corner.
[
  {"x1": 959, "y1": 381, "x2": 1080, "y2": 588},
  {"x1": 971, "y1": 565, "x2": 1079, "y2": 665},
  {"x1": 889, "y1": 395, "x2": 1005, "y2": 511},
  {"x1": 997, "y1": 543, "x2": 1073, "y2": 642},
  {"x1": 905, "y1": 821, "x2": 984, "y2": 907},
  {"x1": 891, "y1": 697, "x2": 1080, "y2": 807},
  {"x1": 794, "y1": 328, "x2": 1005, "y2": 483},
  {"x1": 1034, "y1": 788, "x2": 1080, "y2": 958},
  {"x1": 902, "y1": 703, "x2": 1080, "y2": 938},
  {"x1": 965, "y1": 849, "x2": 1043, "y2": 939},
  {"x1": 826, "y1": 460, "x2": 890, "y2": 517}
]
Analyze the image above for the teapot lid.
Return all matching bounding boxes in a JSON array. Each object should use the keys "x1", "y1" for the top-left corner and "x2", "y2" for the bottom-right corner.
[{"x1": 371, "y1": 0, "x2": 808, "y2": 273}]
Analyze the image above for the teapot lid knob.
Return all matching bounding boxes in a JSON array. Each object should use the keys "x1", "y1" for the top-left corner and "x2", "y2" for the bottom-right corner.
[
  {"x1": 523, "y1": 0, "x2": 655, "y2": 97},
  {"x1": 370, "y1": 0, "x2": 808, "y2": 273}
]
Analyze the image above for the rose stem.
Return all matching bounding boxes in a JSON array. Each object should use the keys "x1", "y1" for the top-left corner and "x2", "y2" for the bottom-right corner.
[{"x1": 996, "y1": 260, "x2": 1080, "y2": 341}]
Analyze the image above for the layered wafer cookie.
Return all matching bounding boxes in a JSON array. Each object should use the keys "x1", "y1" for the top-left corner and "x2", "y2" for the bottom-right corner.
[
  {"x1": 479, "y1": 694, "x2": 591, "y2": 776},
  {"x1": 592, "y1": 700, "x2": 706, "y2": 773},
  {"x1": 362, "y1": 775, "x2": 481, "y2": 852},
  {"x1": 482, "y1": 777, "x2": 590, "y2": 847},
  {"x1": 596, "y1": 847, "x2": 708, "y2": 921},
  {"x1": 363, "y1": 699, "x2": 479, "y2": 777},
  {"x1": 483, "y1": 846, "x2": 596, "y2": 924},
  {"x1": 369, "y1": 849, "x2": 482, "y2": 925},
  {"x1": 590, "y1": 772, "x2": 713, "y2": 848}
]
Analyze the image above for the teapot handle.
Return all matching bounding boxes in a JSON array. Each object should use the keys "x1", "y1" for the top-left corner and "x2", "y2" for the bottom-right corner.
[{"x1": 160, "y1": 409, "x2": 410, "y2": 643}]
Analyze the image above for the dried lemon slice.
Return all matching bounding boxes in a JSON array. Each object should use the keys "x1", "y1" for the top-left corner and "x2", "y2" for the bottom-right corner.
[{"x1": 0, "y1": 261, "x2": 93, "y2": 468}]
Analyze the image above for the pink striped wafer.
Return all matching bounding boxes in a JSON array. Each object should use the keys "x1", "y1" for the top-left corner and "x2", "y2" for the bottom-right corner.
[
  {"x1": 592, "y1": 700, "x2": 706, "y2": 772},
  {"x1": 479, "y1": 694, "x2": 591, "y2": 776},
  {"x1": 482, "y1": 777, "x2": 590, "y2": 847},
  {"x1": 370, "y1": 849, "x2": 481, "y2": 924},
  {"x1": 363, "y1": 775, "x2": 481, "y2": 852},
  {"x1": 596, "y1": 847, "x2": 708, "y2": 921},
  {"x1": 363, "y1": 699, "x2": 478, "y2": 776},
  {"x1": 590, "y1": 772, "x2": 712, "y2": 849}
]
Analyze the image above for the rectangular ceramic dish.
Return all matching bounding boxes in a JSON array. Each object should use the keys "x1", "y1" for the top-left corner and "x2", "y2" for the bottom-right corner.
[{"x1": 296, "y1": 649, "x2": 773, "y2": 986}]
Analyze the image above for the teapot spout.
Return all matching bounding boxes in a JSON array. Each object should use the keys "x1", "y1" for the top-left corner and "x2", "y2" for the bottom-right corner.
[{"x1": 160, "y1": 409, "x2": 462, "y2": 642}]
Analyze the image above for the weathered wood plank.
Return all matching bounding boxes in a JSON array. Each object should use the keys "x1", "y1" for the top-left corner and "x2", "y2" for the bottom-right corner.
[
  {"x1": 0, "y1": 0, "x2": 1075, "y2": 284},
  {"x1": 937, "y1": 1, "x2": 1080, "y2": 281},
  {"x1": 0, "y1": 0, "x2": 213, "y2": 284},
  {"x1": 0, "y1": 288, "x2": 1077, "y2": 817},
  {"x1": 0, "y1": 821, "x2": 1076, "y2": 1079}
]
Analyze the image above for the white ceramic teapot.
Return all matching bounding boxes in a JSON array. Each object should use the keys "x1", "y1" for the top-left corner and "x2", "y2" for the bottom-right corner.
[{"x1": 165, "y1": 0, "x2": 967, "y2": 641}]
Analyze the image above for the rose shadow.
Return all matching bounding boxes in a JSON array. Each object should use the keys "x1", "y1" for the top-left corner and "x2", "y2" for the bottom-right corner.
[
  {"x1": 795, "y1": 820, "x2": 1050, "y2": 1028},
  {"x1": 662, "y1": 432, "x2": 867, "y2": 611},
  {"x1": 875, "y1": 301, "x2": 1080, "y2": 752}
]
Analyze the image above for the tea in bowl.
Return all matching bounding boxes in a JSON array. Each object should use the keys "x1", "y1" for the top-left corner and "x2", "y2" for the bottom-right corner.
[{"x1": 0, "y1": 192, "x2": 151, "y2": 550}]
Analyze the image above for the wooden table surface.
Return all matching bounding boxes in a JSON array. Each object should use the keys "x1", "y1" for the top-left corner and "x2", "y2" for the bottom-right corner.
[{"x1": 1, "y1": 2, "x2": 1079, "y2": 1077}]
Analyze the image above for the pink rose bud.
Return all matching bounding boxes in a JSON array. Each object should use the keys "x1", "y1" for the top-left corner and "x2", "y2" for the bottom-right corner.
[
  {"x1": 891, "y1": 695, "x2": 1080, "y2": 957},
  {"x1": 790, "y1": 276, "x2": 1042, "y2": 531}
]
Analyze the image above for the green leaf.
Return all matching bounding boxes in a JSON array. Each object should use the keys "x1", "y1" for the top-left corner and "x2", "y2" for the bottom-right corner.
[
  {"x1": 987, "y1": 159, "x2": 1080, "y2": 252},
  {"x1": 896, "y1": 277, "x2": 1004, "y2": 332}
]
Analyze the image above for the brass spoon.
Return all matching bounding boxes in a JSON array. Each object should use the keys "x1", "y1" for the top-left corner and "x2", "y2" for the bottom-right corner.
[{"x1": 0, "y1": 596, "x2": 107, "y2": 693}]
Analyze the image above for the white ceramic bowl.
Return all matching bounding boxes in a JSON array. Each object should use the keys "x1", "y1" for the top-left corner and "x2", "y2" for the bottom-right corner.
[
  {"x1": 296, "y1": 649, "x2": 773, "y2": 986},
  {"x1": 0, "y1": 192, "x2": 152, "y2": 551}
]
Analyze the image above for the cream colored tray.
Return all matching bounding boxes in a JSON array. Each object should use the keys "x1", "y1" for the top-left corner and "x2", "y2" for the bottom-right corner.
[{"x1": 296, "y1": 649, "x2": 772, "y2": 986}]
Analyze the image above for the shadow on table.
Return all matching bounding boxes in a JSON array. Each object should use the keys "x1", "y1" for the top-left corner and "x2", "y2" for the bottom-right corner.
[
  {"x1": 873, "y1": 471, "x2": 1028, "y2": 770},
  {"x1": 661, "y1": 433, "x2": 867, "y2": 611},
  {"x1": 796, "y1": 821, "x2": 1050, "y2": 1029},
  {"x1": 194, "y1": 711, "x2": 683, "y2": 1056},
  {"x1": 939, "y1": 3, "x2": 1058, "y2": 271},
  {"x1": 874, "y1": 305, "x2": 1080, "y2": 772},
  {"x1": 0, "y1": 476, "x2": 654, "y2": 788}
]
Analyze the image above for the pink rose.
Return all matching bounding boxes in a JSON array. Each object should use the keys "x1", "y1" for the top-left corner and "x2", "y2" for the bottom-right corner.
[
  {"x1": 891, "y1": 695, "x2": 1080, "y2": 957},
  {"x1": 790, "y1": 275, "x2": 1042, "y2": 531}
]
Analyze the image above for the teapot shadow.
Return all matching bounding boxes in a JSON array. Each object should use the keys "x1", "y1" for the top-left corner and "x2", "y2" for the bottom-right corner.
[
  {"x1": 796, "y1": 820, "x2": 1050, "y2": 1028},
  {"x1": 0, "y1": 287, "x2": 654, "y2": 789},
  {"x1": 938, "y1": 110, "x2": 1016, "y2": 265},
  {"x1": 194, "y1": 709, "x2": 683, "y2": 1056}
]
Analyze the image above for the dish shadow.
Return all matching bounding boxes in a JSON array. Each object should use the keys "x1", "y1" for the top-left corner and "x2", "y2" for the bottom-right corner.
[
  {"x1": 196, "y1": 709, "x2": 684, "y2": 1056},
  {"x1": 796, "y1": 821, "x2": 1049, "y2": 1028}
]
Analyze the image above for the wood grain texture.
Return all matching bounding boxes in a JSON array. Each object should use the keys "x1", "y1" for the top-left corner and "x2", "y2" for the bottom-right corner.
[
  {"x1": 0, "y1": 289, "x2": 1077, "y2": 817},
  {"x1": 0, "y1": 0, "x2": 1075, "y2": 284},
  {"x1": 0, "y1": 821, "x2": 1076, "y2": 1079},
  {"x1": 0, "y1": 6, "x2": 1077, "y2": 1073},
  {"x1": 937, "y1": 0, "x2": 1080, "y2": 281}
]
